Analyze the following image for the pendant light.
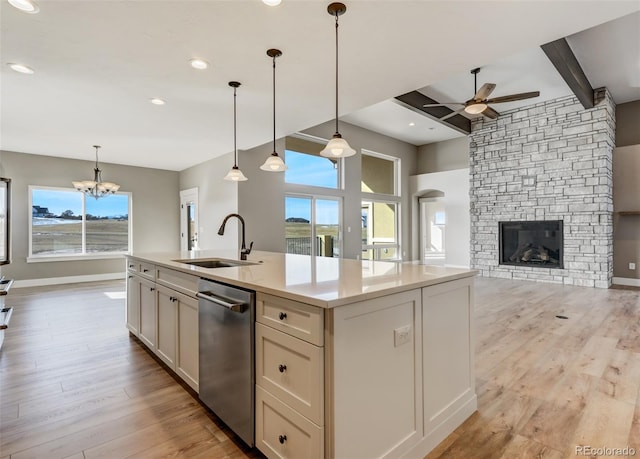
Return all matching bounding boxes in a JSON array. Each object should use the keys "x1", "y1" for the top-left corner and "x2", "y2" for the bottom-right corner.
[
  {"x1": 260, "y1": 49, "x2": 287, "y2": 172},
  {"x1": 72, "y1": 145, "x2": 120, "y2": 199},
  {"x1": 320, "y1": 2, "x2": 355, "y2": 158},
  {"x1": 224, "y1": 81, "x2": 248, "y2": 182}
]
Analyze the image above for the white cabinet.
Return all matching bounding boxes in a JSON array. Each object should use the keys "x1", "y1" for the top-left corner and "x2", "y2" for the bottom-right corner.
[
  {"x1": 126, "y1": 271, "x2": 140, "y2": 336},
  {"x1": 255, "y1": 294, "x2": 324, "y2": 459},
  {"x1": 422, "y1": 278, "x2": 475, "y2": 435},
  {"x1": 156, "y1": 285, "x2": 178, "y2": 369},
  {"x1": 176, "y1": 294, "x2": 199, "y2": 391},
  {"x1": 256, "y1": 386, "x2": 324, "y2": 459},
  {"x1": 138, "y1": 278, "x2": 157, "y2": 350}
]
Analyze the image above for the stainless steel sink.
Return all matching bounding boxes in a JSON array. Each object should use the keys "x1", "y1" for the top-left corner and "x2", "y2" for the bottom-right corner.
[{"x1": 173, "y1": 258, "x2": 258, "y2": 269}]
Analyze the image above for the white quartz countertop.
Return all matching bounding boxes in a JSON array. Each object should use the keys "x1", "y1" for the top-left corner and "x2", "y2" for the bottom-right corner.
[{"x1": 128, "y1": 250, "x2": 477, "y2": 308}]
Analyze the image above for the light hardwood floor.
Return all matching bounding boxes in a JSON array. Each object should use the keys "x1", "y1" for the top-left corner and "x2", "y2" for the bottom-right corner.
[{"x1": 1, "y1": 278, "x2": 639, "y2": 458}]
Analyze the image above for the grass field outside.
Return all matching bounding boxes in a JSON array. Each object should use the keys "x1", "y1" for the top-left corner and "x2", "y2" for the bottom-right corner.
[{"x1": 32, "y1": 218, "x2": 129, "y2": 255}]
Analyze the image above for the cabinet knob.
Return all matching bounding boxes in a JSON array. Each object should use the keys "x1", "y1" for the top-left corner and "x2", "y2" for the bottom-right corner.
[
  {"x1": 143, "y1": 269, "x2": 149, "y2": 273},
  {"x1": 129, "y1": 264, "x2": 134, "y2": 268},
  {"x1": 278, "y1": 434, "x2": 287, "y2": 444},
  {"x1": 128, "y1": 275, "x2": 133, "y2": 279},
  {"x1": 278, "y1": 364, "x2": 287, "y2": 373},
  {"x1": 278, "y1": 312, "x2": 287, "y2": 320},
  {"x1": 150, "y1": 287, "x2": 155, "y2": 292}
]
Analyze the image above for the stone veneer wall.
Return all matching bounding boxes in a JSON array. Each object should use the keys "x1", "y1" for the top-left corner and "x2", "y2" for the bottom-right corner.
[{"x1": 469, "y1": 89, "x2": 615, "y2": 288}]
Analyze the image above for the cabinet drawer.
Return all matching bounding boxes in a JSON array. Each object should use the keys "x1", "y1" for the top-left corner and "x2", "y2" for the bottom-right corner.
[
  {"x1": 139, "y1": 262, "x2": 156, "y2": 281},
  {"x1": 156, "y1": 266, "x2": 198, "y2": 298},
  {"x1": 256, "y1": 323, "x2": 323, "y2": 425},
  {"x1": 257, "y1": 293, "x2": 323, "y2": 346},
  {"x1": 126, "y1": 257, "x2": 138, "y2": 273},
  {"x1": 256, "y1": 386, "x2": 323, "y2": 459}
]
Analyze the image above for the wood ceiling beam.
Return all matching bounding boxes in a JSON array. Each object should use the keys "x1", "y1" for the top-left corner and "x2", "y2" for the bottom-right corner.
[
  {"x1": 541, "y1": 38, "x2": 594, "y2": 109},
  {"x1": 393, "y1": 91, "x2": 471, "y2": 135}
]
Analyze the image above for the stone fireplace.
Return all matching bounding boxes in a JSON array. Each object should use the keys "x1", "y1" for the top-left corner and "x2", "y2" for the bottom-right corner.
[
  {"x1": 499, "y1": 220, "x2": 563, "y2": 269},
  {"x1": 469, "y1": 89, "x2": 615, "y2": 288}
]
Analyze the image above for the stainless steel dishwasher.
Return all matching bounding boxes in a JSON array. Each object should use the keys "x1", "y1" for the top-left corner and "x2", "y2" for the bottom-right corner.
[{"x1": 197, "y1": 278, "x2": 255, "y2": 447}]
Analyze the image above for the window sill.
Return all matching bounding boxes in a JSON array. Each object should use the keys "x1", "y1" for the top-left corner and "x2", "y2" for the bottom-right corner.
[{"x1": 27, "y1": 253, "x2": 129, "y2": 263}]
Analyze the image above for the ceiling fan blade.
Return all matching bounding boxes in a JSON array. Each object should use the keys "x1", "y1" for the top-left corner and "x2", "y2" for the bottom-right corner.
[
  {"x1": 486, "y1": 91, "x2": 540, "y2": 104},
  {"x1": 422, "y1": 103, "x2": 464, "y2": 107},
  {"x1": 474, "y1": 83, "x2": 496, "y2": 100},
  {"x1": 481, "y1": 106, "x2": 500, "y2": 119},
  {"x1": 440, "y1": 107, "x2": 466, "y2": 122}
]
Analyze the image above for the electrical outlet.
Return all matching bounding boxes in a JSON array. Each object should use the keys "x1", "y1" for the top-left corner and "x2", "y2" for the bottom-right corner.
[
  {"x1": 394, "y1": 325, "x2": 412, "y2": 347},
  {"x1": 630, "y1": 262, "x2": 636, "y2": 270}
]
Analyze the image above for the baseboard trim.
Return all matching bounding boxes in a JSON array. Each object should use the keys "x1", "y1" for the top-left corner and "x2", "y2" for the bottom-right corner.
[
  {"x1": 612, "y1": 277, "x2": 640, "y2": 287},
  {"x1": 12, "y1": 273, "x2": 125, "y2": 289}
]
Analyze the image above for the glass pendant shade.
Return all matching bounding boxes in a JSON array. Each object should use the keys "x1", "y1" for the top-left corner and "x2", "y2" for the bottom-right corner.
[
  {"x1": 465, "y1": 102, "x2": 487, "y2": 114},
  {"x1": 260, "y1": 153, "x2": 287, "y2": 171},
  {"x1": 224, "y1": 166, "x2": 248, "y2": 182},
  {"x1": 320, "y1": 135, "x2": 355, "y2": 158}
]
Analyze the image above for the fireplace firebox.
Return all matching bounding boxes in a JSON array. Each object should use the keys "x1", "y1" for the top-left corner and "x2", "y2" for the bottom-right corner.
[{"x1": 499, "y1": 220, "x2": 563, "y2": 269}]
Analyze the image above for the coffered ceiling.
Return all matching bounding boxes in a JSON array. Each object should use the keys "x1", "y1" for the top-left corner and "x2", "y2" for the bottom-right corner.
[{"x1": 1, "y1": 1, "x2": 638, "y2": 171}]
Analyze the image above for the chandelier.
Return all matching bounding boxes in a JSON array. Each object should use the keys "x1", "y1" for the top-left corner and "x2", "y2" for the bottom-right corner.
[{"x1": 72, "y1": 145, "x2": 120, "y2": 199}]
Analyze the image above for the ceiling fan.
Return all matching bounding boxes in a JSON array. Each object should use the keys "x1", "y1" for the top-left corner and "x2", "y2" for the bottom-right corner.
[{"x1": 423, "y1": 67, "x2": 540, "y2": 121}]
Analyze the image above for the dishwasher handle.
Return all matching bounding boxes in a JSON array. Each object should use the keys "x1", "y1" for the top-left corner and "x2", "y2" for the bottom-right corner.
[{"x1": 196, "y1": 291, "x2": 247, "y2": 313}]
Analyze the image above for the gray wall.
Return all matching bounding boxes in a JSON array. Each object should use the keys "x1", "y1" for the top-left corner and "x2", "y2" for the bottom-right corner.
[
  {"x1": 616, "y1": 100, "x2": 640, "y2": 147},
  {"x1": 179, "y1": 152, "x2": 240, "y2": 251},
  {"x1": 613, "y1": 145, "x2": 640, "y2": 280},
  {"x1": 235, "y1": 121, "x2": 418, "y2": 260},
  {"x1": 0, "y1": 150, "x2": 179, "y2": 281},
  {"x1": 416, "y1": 137, "x2": 469, "y2": 174}
]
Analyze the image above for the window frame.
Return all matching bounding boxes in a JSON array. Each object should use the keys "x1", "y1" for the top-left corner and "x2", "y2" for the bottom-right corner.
[
  {"x1": 285, "y1": 192, "x2": 343, "y2": 258},
  {"x1": 28, "y1": 185, "x2": 132, "y2": 262},
  {"x1": 360, "y1": 149, "x2": 402, "y2": 261}
]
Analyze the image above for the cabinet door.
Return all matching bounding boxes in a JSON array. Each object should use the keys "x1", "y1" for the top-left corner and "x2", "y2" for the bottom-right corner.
[
  {"x1": 422, "y1": 278, "x2": 475, "y2": 433},
  {"x1": 156, "y1": 285, "x2": 178, "y2": 369},
  {"x1": 126, "y1": 274, "x2": 141, "y2": 336},
  {"x1": 139, "y1": 279, "x2": 157, "y2": 350},
  {"x1": 176, "y1": 294, "x2": 199, "y2": 392}
]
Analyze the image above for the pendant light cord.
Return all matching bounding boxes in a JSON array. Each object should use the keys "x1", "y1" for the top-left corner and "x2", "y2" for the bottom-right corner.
[
  {"x1": 334, "y1": 12, "x2": 339, "y2": 136},
  {"x1": 272, "y1": 54, "x2": 277, "y2": 154},
  {"x1": 233, "y1": 86, "x2": 238, "y2": 167}
]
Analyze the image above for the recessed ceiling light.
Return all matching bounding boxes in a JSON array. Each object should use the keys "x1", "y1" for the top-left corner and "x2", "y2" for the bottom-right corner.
[
  {"x1": 8, "y1": 0, "x2": 39, "y2": 13},
  {"x1": 189, "y1": 59, "x2": 209, "y2": 70},
  {"x1": 262, "y1": 0, "x2": 281, "y2": 6},
  {"x1": 150, "y1": 98, "x2": 166, "y2": 105},
  {"x1": 409, "y1": 122, "x2": 415, "y2": 127},
  {"x1": 7, "y1": 63, "x2": 34, "y2": 74}
]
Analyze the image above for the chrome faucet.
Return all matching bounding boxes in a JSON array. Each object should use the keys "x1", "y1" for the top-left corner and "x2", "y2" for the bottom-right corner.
[{"x1": 217, "y1": 213, "x2": 253, "y2": 260}]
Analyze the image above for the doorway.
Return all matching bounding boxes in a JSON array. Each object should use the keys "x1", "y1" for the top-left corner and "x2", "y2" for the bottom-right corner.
[
  {"x1": 420, "y1": 196, "x2": 446, "y2": 265},
  {"x1": 180, "y1": 188, "x2": 198, "y2": 251}
]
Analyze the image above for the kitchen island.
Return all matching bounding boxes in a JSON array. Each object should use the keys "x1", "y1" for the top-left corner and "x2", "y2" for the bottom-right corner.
[{"x1": 126, "y1": 250, "x2": 477, "y2": 459}]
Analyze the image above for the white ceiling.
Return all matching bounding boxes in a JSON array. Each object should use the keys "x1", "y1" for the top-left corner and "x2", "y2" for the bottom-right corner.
[
  {"x1": 1, "y1": 1, "x2": 639, "y2": 171},
  {"x1": 346, "y1": 10, "x2": 640, "y2": 146}
]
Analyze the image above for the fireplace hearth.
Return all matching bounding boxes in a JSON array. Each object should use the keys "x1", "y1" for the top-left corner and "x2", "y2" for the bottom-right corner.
[{"x1": 499, "y1": 220, "x2": 563, "y2": 269}]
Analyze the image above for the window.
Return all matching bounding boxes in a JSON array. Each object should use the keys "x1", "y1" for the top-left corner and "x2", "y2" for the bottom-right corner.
[
  {"x1": 285, "y1": 136, "x2": 340, "y2": 189},
  {"x1": 29, "y1": 186, "x2": 131, "y2": 260},
  {"x1": 361, "y1": 150, "x2": 400, "y2": 261},
  {"x1": 285, "y1": 195, "x2": 341, "y2": 258}
]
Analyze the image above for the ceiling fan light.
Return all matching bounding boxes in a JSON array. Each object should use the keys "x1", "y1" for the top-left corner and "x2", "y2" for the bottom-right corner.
[
  {"x1": 224, "y1": 166, "x2": 248, "y2": 182},
  {"x1": 260, "y1": 153, "x2": 287, "y2": 171},
  {"x1": 320, "y1": 135, "x2": 356, "y2": 158},
  {"x1": 464, "y1": 102, "x2": 487, "y2": 115}
]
